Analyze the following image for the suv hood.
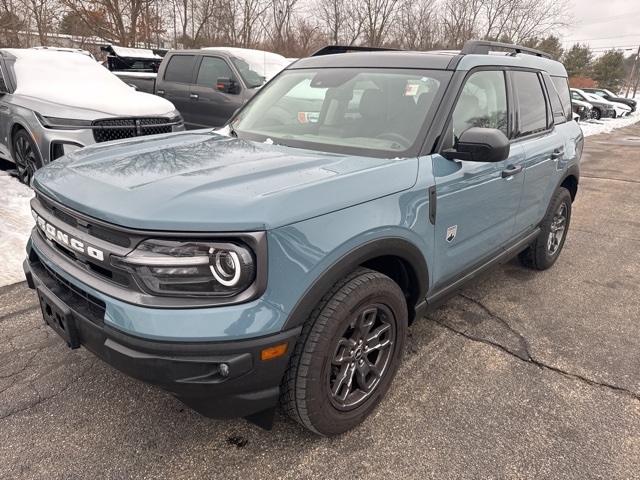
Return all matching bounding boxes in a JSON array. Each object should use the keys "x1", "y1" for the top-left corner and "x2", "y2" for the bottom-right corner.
[{"x1": 33, "y1": 131, "x2": 418, "y2": 231}]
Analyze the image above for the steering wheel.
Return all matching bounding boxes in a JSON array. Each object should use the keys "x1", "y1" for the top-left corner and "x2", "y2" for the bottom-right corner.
[{"x1": 375, "y1": 133, "x2": 412, "y2": 149}]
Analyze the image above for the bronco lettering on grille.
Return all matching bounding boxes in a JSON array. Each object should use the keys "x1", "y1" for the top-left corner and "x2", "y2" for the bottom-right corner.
[{"x1": 32, "y1": 210, "x2": 105, "y2": 261}]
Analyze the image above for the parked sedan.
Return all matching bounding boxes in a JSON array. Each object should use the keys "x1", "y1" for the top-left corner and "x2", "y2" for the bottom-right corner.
[
  {"x1": 571, "y1": 88, "x2": 615, "y2": 120},
  {"x1": 582, "y1": 87, "x2": 637, "y2": 112},
  {"x1": 572, "y1": 98, "x2": 593, "y2": 121},
  {"x1": 0, "y1": 48, "x2": 184, "y2": 184}
]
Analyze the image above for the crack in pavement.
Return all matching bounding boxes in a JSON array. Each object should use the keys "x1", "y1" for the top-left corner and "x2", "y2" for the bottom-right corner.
[
  {"x1": 580, "y1": 175, "x2": 640, "y2": 185},
  {"x1": 430, "y1": 296, "x2": 640, "y2": 403},
  {"x1": 0, "y1": 358, "x2": 98, "y2": 420}
]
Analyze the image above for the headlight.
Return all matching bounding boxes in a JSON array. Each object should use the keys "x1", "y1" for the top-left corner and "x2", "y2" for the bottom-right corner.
[
  {"x1": 36, "y1": 113, "x2": 93, "y2": 129},
  {"x1": 111, "y1": 239, "x2": 255, "y2": 297}
]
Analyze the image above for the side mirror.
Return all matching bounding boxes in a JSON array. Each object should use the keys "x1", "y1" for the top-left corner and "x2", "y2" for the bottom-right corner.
[
  {"x1": 442, "y1": 127, "x2": 510, "y2": 163},
  {"x1": 217, "y1": 77, "x2": 239, "y2": 94}
]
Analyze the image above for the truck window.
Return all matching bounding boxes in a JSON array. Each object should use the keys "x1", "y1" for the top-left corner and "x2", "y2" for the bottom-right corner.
[
  {"x1": 0, "y1": 66, "x2": 8, "y2": 93},
  {"x1": 163, "y1": 55, "x2": 196, "y2": 84},
  {"x1": 196, "y1": 57, "x2": 234, "y2": 87}
]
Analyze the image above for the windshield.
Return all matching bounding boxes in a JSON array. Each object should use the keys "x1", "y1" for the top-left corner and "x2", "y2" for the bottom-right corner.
[{"x1": 232, "y1": 68, "x2": 450, "y2": 158}]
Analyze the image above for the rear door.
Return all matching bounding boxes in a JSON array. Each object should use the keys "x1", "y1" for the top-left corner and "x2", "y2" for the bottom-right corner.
[
  {"x1": 189, "y1": 55, "x2": 245, "y2": 128},
  {"x1": 156, "y1": 54, "x2": 197, "y2": 127},
  {"x1": 431, "y1": 69, "x2": 526, "y2": 286},
  {"x1": 510, "y1": 70, "x2": 566, "y2": 234}
]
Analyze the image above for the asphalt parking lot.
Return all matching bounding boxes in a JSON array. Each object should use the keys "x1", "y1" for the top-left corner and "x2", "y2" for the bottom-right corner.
[{"x1": 1, "y1": 124, "x2": 639, "y2": 479}]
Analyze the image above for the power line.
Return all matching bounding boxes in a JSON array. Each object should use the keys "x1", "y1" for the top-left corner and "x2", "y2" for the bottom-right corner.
[
  {"x1": 565, "y1": 34, "x2": 640, "y2": 43},
  {"x1": 575, "y1": 11, "x2": 640, "y2": 25}
]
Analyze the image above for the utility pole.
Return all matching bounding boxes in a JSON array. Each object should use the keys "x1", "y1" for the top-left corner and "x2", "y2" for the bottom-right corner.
[{"x1": 625, "y1": 45, "x2": 640, "y2": 97}]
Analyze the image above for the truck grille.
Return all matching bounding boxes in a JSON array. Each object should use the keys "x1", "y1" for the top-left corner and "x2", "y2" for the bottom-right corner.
[{"x1": 92, "y1": 117, "x2": 173, "y2": 143}]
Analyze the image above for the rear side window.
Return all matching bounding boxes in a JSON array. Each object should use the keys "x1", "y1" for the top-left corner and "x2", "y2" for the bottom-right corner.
[
  {"x1": 513, "y1": 71, "x2": 547, "y2": 137},
  {"x1": 543, "y1": 75, "x2": 566, "y2": 125},
  {"x1": 551, "y1": 76, "x2": 572, "y2": 122},
  {"x1": 163, "y1": 55, "x2": 196, "y2": 83},
  {"x1": 196, "y1": 57, "x2": 234, "y2": 87}
]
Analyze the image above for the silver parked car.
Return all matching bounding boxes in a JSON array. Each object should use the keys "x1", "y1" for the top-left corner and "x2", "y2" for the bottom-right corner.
[{"x1": 0, "y1": 48, "x2": 184, "y2": 184}]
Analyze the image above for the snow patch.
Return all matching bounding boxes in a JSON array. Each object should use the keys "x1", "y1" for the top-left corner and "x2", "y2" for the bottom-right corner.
[
  {"x1": 579, "y1": 109, "x2": 640, "y2": 137},
  {"x1": 7, "y1": 49, "x2": 175, "y2": 116},
  {"x1": 110, "y1": 46, "x2": 161, "y2": 60},
  {"x1": 0, "y1": 172, "x2": 34, "y2": 287}
]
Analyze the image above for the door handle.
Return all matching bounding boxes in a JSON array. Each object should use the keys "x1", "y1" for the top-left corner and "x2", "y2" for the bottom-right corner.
[
  {"x1": 190, "y1": 93, "x2": 199, "y2": 99},
  {"x1": 551, "y1": 146, "x2": 565, "y2": 160},
  {"x1": 501, "y1": 165, "x2": 523, "y2": 179},
  {"x1": 0, "y1": 104, "x2": 8, "y2": 111},
  {"x1": 156, "y1": 90, "x2": 165, "y2": 95}
]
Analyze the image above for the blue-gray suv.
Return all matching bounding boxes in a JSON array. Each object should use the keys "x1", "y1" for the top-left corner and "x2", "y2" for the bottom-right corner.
[{"x1": 23, "y1": 41, "x2": 582, "y2": 436}]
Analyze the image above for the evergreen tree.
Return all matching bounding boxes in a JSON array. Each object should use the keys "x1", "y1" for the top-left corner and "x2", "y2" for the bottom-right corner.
[
  {"x1": 563, "y1": 43, "x2": 594, "y2": 78},
  {"x1": 592, "y1": 50, "x2": 628, "y2": 93},
  {"x1": 537, "y1": 36, "x2": 564, "y2": 61}
]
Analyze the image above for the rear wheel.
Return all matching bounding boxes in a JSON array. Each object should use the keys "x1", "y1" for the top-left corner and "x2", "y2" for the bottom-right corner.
[
  {"x1": 519, "y1": 187, "x2": 572, "y2": 270},
  {"x1": 593, "y1": 108, "x2": 602, "y2": 120},
  {"x1": 281, "y1": 267, "x2": 407, "y2": 436},
  {"x1": 13, "y1": 130, "x2": 42, "y2": 185}
]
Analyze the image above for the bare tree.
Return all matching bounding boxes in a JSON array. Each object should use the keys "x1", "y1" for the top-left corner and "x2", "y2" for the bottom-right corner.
[{"x1": 313, "y1": 0, "x2": 363, "y2": 45}]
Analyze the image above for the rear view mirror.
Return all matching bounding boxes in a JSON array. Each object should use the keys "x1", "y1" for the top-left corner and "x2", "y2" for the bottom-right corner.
[
  {"x1": 217, "y1": 77, "x2": 239, "y2": 94},
  {"x1": 442, "y1": 127, "x2": 510, "y2": 163}
]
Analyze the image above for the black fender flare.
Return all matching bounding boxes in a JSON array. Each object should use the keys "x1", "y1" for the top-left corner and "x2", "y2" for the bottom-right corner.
[{"x1": 281, "y1": 237, "x2": 429, "y2": 330}]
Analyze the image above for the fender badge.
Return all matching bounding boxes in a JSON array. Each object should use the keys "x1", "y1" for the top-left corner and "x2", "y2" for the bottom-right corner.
[{"x1": 446, "y1": 225, "x2": 457, "y2": 243}]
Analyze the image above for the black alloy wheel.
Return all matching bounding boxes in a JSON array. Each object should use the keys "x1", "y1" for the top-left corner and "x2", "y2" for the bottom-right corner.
[
  {"x1": 13, "y1": 130, "x2": 42, "y2": 185},
  {"x1": 281, "y1": 267, "x2": 407, "y2": 436}
]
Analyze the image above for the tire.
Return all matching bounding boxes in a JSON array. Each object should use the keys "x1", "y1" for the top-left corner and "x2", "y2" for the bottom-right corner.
[
  {"x1": 593, "y1": 108, "x2": 602, "y2": 120},
  {"x1": 281, "y1": 267, "x2": 407, "y2": 436},
  {"x1": 612, "y1": 110, "x2": 617, "y2": 118},
  {"x1": 519, "y1": 187, "x2": 572, "y2": 270},
  {"x1": 13, "y1": 129, "x2": 42, "y2": 185}
]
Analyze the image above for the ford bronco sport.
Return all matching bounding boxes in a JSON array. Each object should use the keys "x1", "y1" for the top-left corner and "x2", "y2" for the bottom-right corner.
[{"x1": 23, "y1": 40, "x2": 582, "y2": 436}]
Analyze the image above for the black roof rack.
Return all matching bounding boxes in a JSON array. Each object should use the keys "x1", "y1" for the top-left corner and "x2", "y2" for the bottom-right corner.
[
  {"x1": 460, "y1": 40, "x2": 552, "y2": 59},
  {"x1": 311, "y1": 45, "x2": 401, "y2": 57}
]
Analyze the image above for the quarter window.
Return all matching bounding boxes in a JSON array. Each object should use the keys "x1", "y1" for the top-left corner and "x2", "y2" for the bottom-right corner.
[
  {"x1": 163, "y1": 55, "x2": 196, "y2": 83},
  {"x1": 0, "y1": 67, "x2": 8, "y2": 93},
  {"x1": 451, "y1": 70, "x2": 508, "y2": 140},
  {"x1": 551, "y1": 76, "x2": 572, "y2": 122},
  {"x1": 543, "y1": 75, "x2": 567, "y2": 125},
  {"x1": 513, "y1": 71, "x2": 548, "y2": 137}
]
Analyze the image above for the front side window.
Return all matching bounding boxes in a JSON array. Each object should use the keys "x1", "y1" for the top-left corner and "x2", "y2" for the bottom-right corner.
[
  {"x1": 233, "y1": 68, "x2": 451, "y2": 158},
  {"x1": 451, "y1": 70, "x2": 508, "y2": 140},
  {"x1": 196, "y1": 57, "x2": 234, "y2": 87},
  {"x1": 513, "y1": 71, "x2": 548, "y2": 137},
  {"x1": 163, "y1": 55, "x2": 196, "y2": 83}
]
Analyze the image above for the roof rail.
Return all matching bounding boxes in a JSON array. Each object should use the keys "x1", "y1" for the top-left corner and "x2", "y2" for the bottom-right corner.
[
  {"x1": 310, "y1": 45, "x2": 401, "y2": 57},
  {"x1": 460, "y1": 40, "x2": 552, "y2": 59}
]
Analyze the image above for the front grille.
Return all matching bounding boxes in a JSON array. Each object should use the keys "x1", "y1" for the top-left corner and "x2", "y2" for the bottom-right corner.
[
  {"x1": 32, "y1": 252, "x2": 106, "y2": 326},
  {"x1": 92, "y1": 117, "x2": 173, "y2": 143},
  {"x1": 88, "y1": 224, "x2": 131, "y2": 248},
  {"x1": 36, "y1": 195, "x2": 132, "y2": 248}
]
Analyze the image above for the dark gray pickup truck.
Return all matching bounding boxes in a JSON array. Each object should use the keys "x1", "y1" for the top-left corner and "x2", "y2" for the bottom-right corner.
[{"x1": 115, "y1": 47, "x2": 290, "y2": 129}]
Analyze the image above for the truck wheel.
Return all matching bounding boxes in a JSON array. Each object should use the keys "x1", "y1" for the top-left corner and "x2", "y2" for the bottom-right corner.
[
  {"x1": 519, "y1": 187, "x2": 572, "y2": 270},
  {"x1": 13, "y1": 130, "x2": 42, "y2": 185},
  {"x1": 281, "y1": 267, "x2": 407, "y2": 436}
]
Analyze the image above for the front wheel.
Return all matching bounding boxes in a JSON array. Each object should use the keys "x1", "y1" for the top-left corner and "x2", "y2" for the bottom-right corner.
[
  {"x1": 519, "y1": 187, "x2": 572, "y2": 270},
  {"x1": 13, "y1": 130, "x2": 42, "y2": 185},
  {"x1": 281, "y1": 267, "x2": 407, "y2": 436}
]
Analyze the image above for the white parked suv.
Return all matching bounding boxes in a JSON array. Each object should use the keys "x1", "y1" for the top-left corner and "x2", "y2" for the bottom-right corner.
[{"x1": 0, "y1": 48, "x2": 184, "y2": 185}]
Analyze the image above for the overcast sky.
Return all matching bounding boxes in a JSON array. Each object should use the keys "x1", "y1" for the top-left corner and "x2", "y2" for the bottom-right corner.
[{"x1": 561, "y1": 0, "x2": 640, "y2": 54}]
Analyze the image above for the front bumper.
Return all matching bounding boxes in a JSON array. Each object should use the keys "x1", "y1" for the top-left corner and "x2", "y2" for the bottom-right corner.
[{"x1": 23, "y1": 255, "x2": 301, "y2": 426}]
